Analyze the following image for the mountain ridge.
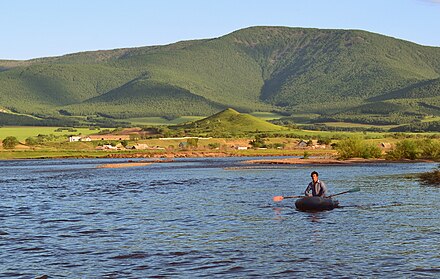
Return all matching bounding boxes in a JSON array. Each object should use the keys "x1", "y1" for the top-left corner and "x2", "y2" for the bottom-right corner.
[{"x1": 1, "y1": 26, "x2": 439, "y2": 126}]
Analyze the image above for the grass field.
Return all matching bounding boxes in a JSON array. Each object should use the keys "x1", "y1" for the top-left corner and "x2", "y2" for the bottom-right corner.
[
  {"x1": 249, "y1": 112, "x2": 284, "y2": 120},
  {"x1": 421, "y1": 116, "x2": 440, "y2": 123},
  {"x1": 0, "y1": 126, "x2": 100, "y2": 141},
  {"x1": 318, "y1": 122, "x2": 399, "y2": 129}
]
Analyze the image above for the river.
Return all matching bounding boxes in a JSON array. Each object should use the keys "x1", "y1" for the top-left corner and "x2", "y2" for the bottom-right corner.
[{"x1": 0, "y1": 157, "x2": 439, "y2": 278}]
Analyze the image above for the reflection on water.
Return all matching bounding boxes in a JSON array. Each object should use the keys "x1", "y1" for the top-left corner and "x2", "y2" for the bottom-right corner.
[{"x1": 0, "y1": 158, "x2": 439, "y2": 278}]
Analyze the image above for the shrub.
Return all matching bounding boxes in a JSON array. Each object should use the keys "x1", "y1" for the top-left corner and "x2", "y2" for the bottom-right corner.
[
  {"x1": 249, "y1": 135, "x2": 267, "y2": 148},
  {"x1": 336, "y1": 137, "x2": 382, "y2": 159},
  {"x1": 2, "y1": 136, "x2": 19, "y2": 149},
  {"x1": 386, "y1": 139, "x2": 420, "y2": 160},
  {"x1": 25, "y1": 137, "x2": 39, "y2": 146},
  {"x1": 420, "y1": 139, "x2": 440, "y2": 160},
  {"x1": 186, "y1": 138, "x2": 199, "y2": 147},
  {"x1": 208, "y1": 142, "x2": 221, "y2": 149},
  {"x1": 317, "y1": 137, "x2": 332, "y2": 145},
  {"x1": 419, "y1": 167, "x2": 440, "y2": 185}
]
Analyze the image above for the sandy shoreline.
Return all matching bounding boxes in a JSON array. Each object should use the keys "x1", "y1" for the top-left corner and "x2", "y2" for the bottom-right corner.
[
  {"x1": 95, "y1": 156, "x2": 434, "y2": 168},
  {"x1": 96, "y1": 159, "x2": 174, "y2": 169},
  {"x1": 243, "y1": 157, "x2": 434, "y2": 165},
  {"x1": 97, "y1": 162, "x2": 154, "y2": 168}
]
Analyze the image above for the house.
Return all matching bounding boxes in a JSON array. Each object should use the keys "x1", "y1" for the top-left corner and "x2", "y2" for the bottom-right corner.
[
  {"x1": 69, "y1": 136, "x2": 82, "y2": 142},
  {"x1": 102, "y1": 144, "x2": 117, "y2": 150},
  {"x1": 88, "y1": 135, "x2": 131, "y2": 141},
  {"x1": 179, "y1": 142, "x2": 189, "y2": 149},
  {"x1": 381, "y1": 143, "x2": 392, "y2": 149},
  {"x1": 68, "y1": 136, "x2": 93, "y2": 142},
  {"x1": 297, "y1": 140, "x2": 308, "y2": 148},
  {"x1": 131, "y1": 144, "x2": 149, "y2": 150},
  {"x1": 235, "y1": 146, "x2": 248, "y2": 150}
]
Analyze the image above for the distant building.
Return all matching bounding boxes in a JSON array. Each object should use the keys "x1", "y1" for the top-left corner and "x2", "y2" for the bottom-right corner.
[
  {"x1": 179, "y1": 142, "x2": 189, "y2": 149},
  {"x1": 235, "y1": 146, "x2": 248, "y2": 150},
  {"x1": 88, "y1": 135, "x2": 130, "y2": 141},
  {"x1": 69, "y1": 136, "x2": 82, "y2": 142},
  {"x1": 381, "y1": 143, "x2": 392, "y2": 148},
  {"x1": 102, "y1": 144, "x2": 117, "y2": 150},
  {"x1": 68, "y1": 136, "x2": 92, "y2": 142},
  {"x1": 131, "y1": 144, "x2": 149, "y2": 150},
  {"x1": 297, "y1": 140, "x2": 308, "y2": 148}
]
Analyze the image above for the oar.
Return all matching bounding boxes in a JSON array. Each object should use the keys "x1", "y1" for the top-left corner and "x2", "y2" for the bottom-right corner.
[
  {"x1": 327, "y1": 187, "x2": 360, "y2": 198},
  {"x1": 273, "y1": 195, "x2": 304, "y2": 202},
  {"x1": 273, "y1": 187, "x2": 360, "y2": 202}
]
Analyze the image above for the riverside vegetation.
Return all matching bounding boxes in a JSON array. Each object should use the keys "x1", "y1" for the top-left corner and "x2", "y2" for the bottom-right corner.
[
  {"x1": 2, "y1": 111, "x2": 439, "y2": 185},
  {"x1": 1, "y1": 109, "x2": 439, "y2": 162}
]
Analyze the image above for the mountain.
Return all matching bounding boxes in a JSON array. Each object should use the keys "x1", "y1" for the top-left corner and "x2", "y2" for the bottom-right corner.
[
  {"x1": 1, "y1": 26, "x2": 440, "y2": 125},
  {"x1": 174, "y1": 108, "x2": 285, "y2": 136}
]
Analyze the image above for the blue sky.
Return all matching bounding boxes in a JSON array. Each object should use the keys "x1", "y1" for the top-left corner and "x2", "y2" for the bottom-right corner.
[{"x1": 1, "y1": 0, "x2": 440, "y2": 60}]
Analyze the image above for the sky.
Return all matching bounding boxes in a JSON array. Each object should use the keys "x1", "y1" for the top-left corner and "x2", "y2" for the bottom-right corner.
[{"x1": 1, "y1": 0, "x2": 440, "y2": 60}]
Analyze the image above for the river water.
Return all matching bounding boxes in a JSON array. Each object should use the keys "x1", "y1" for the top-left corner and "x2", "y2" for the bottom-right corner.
[{"x1": 0, "y1": 157, "x2": 439, "y2": 278}]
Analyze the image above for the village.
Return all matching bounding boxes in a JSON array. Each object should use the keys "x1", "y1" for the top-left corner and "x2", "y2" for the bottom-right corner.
[{"x1": 67, "y1": 133, "x2": 366, "y2": 152}]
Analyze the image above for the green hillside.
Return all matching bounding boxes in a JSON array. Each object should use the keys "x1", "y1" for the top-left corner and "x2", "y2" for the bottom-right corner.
[
  {"x1": 175, "y1": 108, "x2": 285, "y2": 136},
  {"x1": 1, "y1": 26, "x2": 440, "y2": 127}
]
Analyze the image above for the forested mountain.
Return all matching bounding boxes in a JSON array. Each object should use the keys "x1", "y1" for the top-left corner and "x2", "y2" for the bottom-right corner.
[{"x1": 1, "y1": 26, "x2": 439, "y2": 125}]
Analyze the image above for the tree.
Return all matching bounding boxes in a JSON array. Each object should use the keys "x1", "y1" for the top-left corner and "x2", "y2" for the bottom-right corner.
[
  {"x1": 25, "y1": 137, "x2": 39, "y2": 146},
  {"x1": 2, "y1": 136, "x2": 19, "y2": 149},
  {"x1": 249, "y1": 135, "x2": 267, "y2": 148},
  {"x1": 186, "y1": 138, "x2": 199, "y2": 147}
]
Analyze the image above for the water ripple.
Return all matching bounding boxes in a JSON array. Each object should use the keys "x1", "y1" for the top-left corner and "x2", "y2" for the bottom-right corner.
[{"x1": 0, "y1": 158, "x2": 439, "y2": 278}]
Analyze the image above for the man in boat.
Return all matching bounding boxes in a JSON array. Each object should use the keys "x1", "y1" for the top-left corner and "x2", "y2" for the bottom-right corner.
[{"x1": 304, "y1": 171, "x2": 328, "y2": 197}]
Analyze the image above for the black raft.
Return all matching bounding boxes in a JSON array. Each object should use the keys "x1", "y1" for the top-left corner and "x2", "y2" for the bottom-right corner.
[{"x1": 295, "y1": 196, "x2": 339, "y2": 212}]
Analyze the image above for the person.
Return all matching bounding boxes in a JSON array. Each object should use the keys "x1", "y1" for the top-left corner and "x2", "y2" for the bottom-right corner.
[{"x1": 304, "y1": 171, "x2": 328, "y2": 198}]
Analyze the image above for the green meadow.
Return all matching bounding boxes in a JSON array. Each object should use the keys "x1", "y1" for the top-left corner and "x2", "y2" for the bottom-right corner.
[{"x1": 0, "y1": 126, "x2": 99, "y2": 141}]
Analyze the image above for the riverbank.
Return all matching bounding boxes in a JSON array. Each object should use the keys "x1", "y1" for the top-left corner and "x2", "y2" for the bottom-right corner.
[
  {"x1": 0, "y1": 149, "x2": 437, "y2": 165},
  {"x1": 244, "y1": 157, "x2": 435, "y2": 165},
  {"x1": 0, "y1": 149, "x2": 335, "y2": 160}
]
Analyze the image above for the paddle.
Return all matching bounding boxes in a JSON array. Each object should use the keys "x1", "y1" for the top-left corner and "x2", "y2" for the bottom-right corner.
[
  {"x1": 273, "y1": 187, "x2": 360, "y2": 202},
  {"x1": 273, "y1": 195, "x2": 304, "y2": 202},
  {"x1": 327, "y1": 187, "x2": 361, "y2": 198}
]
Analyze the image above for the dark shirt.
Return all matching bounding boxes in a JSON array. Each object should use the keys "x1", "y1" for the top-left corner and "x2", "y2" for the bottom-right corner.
[{"x1": 305, "y1": 180, "x2": 328, "y2": 197}]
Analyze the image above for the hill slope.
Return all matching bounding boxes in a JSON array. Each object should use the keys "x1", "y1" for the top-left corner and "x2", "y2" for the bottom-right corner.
[
  {"x1": 1, "y1": 26, "x2": 440, "y2": 124},
  {"x1": 175, "y1": 108, "x2": 285, "y2": 136}
]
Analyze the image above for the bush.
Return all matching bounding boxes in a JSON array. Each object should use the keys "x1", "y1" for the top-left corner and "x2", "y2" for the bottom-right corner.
[
  {"x1": 419, "y1": 167, "x2": 440, "y2": 185},
  {"x1": 249, "y1": 135, "x2": 267, "y2": 148},
  {"x1": 25, "y1": 137, "x2": 39, "y2": 146},
  {"x1": 302, "y1": 151, "x2": 310, "y2": 159},
  {"x1": 208, "y1": 142, "x2": 221, "y2": 149},
  {"x1": 186, "y1": 138, "x2": 199, "y2": 147},
  {"x1": 336, "y1": 137, "x2": 382, "y2": 159},
  {"x1": 2, "y1": 136, "x2": 19, "y2": 149},
  {"x1": 420, "y1": 139, "x2": 440, "y2": 160},
  {"x1": 317, "y1": 137, "x2": 332, "y2": 145},
  {"x1": 386, "y1": 139, "x2": 420, "y2": 160}
]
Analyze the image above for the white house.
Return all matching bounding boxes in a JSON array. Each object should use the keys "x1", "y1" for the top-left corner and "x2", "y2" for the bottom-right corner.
[
  {"x1": 69, "y1": 136, "x2": 82, "y2": 142},
  {"x1": 69, "y1": 136, "x2": 92, "y2": 142}
]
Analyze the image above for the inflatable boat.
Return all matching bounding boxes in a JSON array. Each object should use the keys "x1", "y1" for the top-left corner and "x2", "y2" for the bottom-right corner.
[{"x1": 295, "y1": 196, "x2": 339, "y2": 212}]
